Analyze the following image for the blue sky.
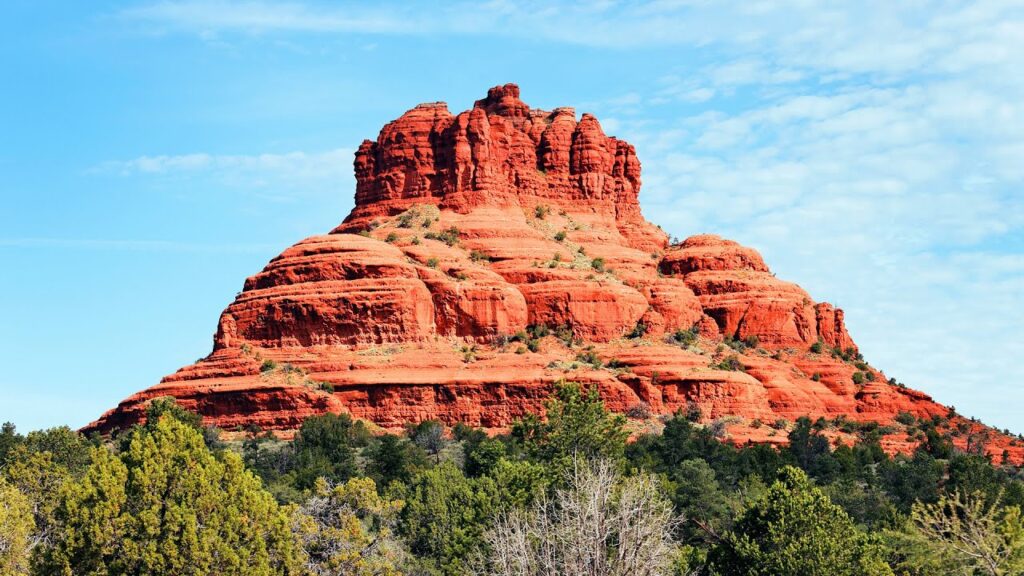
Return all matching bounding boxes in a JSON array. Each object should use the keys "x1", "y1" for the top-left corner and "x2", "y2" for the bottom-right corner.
[{"x1": 2, "y1": 1, "x2": 1022, "y2": 434}]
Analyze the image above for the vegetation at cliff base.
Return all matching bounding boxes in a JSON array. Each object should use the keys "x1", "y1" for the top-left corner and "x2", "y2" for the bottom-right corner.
[{"x1": 1, "y1": 386, "x2": 1023, "y2": 575}]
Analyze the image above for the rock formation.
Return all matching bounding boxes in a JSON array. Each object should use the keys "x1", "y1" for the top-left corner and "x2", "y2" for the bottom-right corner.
[{"x1": 86, "y1": 84, "x2": 1022, "y2": 463}]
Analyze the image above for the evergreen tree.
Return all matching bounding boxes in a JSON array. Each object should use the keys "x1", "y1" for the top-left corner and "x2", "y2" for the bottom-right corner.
[
  {"x1": 293, "y1": 477, "x2": 404, "y2": 576},
  {"x1": 0, "y1": 477, "x2": 34, "y2": 576},
  {"x1": 0, "y1": 423, "x2": 23, "y2": 469},
  {"x1": 38, "y1": 415, "x2": 302, "y2": 576},
  {"x1": 709, "y1": 466, "x2": 893, "y2": 576},
  {"x1": 512, "y1": 382, "x2": 628, "y2": 478},
  {"x1": 399, "y1": 462, "x2": 498, "y2": 576},
  {"x1": 291, "y1": 413, "x2": 360, "y2": 490},
  {"x1": 366, "y1": 434, "x2": 428, "y2": 489},
  {"x1": 889, "y1": 490, "x2": 1024, "y2": 576}
]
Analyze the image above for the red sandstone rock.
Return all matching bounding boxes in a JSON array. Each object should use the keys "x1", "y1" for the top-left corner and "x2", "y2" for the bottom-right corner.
[{"x1": 85, "y1": 85, "x2": 1021, "y2": 464}]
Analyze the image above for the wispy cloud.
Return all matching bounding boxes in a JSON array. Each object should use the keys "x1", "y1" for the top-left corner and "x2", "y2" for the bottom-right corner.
[
  {"x1": 94, "y1": 148, "x2": 352, "y2": 177},
  {"x1": 0, "y1": 238, "x2": 279, "y2": 253},
  {"x1": 91, "y1": 148, "x2": 355, "y2": 200},
  {"x1": 119, "y1": 1, "x2": 420, "y2": 35}
]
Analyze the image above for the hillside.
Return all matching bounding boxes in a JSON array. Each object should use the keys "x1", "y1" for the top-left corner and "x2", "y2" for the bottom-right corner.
[{"x1": 86, "y1": 84, "x2": 1022, "y2": 463}]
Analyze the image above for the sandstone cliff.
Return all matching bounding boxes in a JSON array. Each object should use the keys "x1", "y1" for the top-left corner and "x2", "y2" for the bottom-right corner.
[{"x1": 86, "y1": 84, "x2": 1022, "y2": 463}]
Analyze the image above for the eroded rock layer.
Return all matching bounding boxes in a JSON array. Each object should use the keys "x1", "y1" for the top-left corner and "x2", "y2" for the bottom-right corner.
[{"x1": 87, "y1": 85, "x2": 1022, "y2": 463}]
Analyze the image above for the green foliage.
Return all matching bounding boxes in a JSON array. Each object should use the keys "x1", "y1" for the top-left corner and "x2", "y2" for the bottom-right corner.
[
  {"x1": 487, "y1": 458, "x2": 548, "y2": 509},
  {"x1": 260, "y1": 359, "x2": 278, "y2": 373},
  {"x1": 463, "y1": 437, "x2": 506, "y2": 478},
  {"x1": 590, "y1": 257, "x2": 606, "y2": 272},
  {"x1": 512, "y1": 383, "x2": 628, "y2": 478},
  {"x1": 366, "y1": 434, "x2": 428, "y2": 489},
  {"x1": 3, "y1": 447, "x2": 73, "y2": 555},
  {"x1": 399, "y1": 462, "x2": 498, "y2": 576},
  {"x1": 889, "y1": 490, "x2": 1024, "y2": 575},
  {"x1": 712, "y1": 355, "x2": 744, "y2": 371},
  {"x1": 293, "y1": 477, "x2": 404, "y2": 576},
  {"x1": 424, "y1": 226, "x2": 460, "y2": 247},
  {"x1": 291, "y1": 413, "x2": 359, "y2": 490},
  {"x1": 469, "y1": 249, "x2": 491, "y2": 263},
  {"x1": 11, "y1": 378, "x2": 1024, "y2": 576},
  {"x1": 574, "y1": 348, "x2": 603, "y2": 368},
  {"x1": 709, "y1": 467, "x2": 894, "y2": 575},
  {"x1": 0, "y1": 422, "x2": 21, "y2": 469},
  {"x1": 809, "y1": 340, "x2": 824, "y2": 354},
  {"x1": 426, "y1": 257, "x2": 439, "y2": 268},
  {"x1": 553, "y1": 230, "x2": 566, "y2": 242},
  {"x1": 39, "y1": 416, "x2": 301, "y2": 576},
  {"x1": 788, "y1": 416, "x2": 840, "y2": 482},
  {"x1": 668, "y1": 326, "x2": 699, "y2": 348},
  {"x1": 145, "y1": 397, "x2": 204, "y2": 430},
  {"x1": 0, "y1": 476, "x2": 33, "y2": 576},
  {"x1": 853, "y1": 371, "x2": 866, "y2": 385},
  {"x1": 627, "y1": 321, "x2": 648, "y2": 339},
  {"x1": 671, "y1": 459, "x2": 733, "y2": 546},
  {"x1": 397, "y1": 211, "x2": 415, "y2": 228},
  {"x1": 533, "y1": 205, "x2": 549, "y2": 219},
  {"x1": 21, "y1": 427, "x2": 93, "y2": 476},
  {"x1": 407, "y1": 420, "x2": 447, "y2": 462},
  {"x1": 895, "y1": 411, "x2": 916, "y2": 426}
]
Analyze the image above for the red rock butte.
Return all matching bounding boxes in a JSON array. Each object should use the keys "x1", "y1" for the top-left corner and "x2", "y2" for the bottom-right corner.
[{"x1": 87, "y1": 84, "x2": 1021, "y2": 462}]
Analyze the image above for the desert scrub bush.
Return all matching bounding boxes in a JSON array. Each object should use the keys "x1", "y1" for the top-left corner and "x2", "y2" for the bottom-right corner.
[
  {"x1": 712, "y1": 355, "x2": 744, "y2": 371},
  {"x1": 397, "y1": 210, "x2": 416, "y2": 228},
  {"x1": 895, "y1": 411, "x2": 916, "y2": 426},
  {"x1": 426, "y1": 257, "x2": 439, "y2": 269},
  {"x1": 810, "y1": 340, "x2": 824, "y2": 354},
  {"x1": 685, "y1": 401, "x2": 703, "y2": 422},
  {"x1": 627, "y1": 321, "x2": 648, "y2": 339},
  {"x1": 626, "y1": 402, "x2": 652, "y2": 419},
  {"x1": 469, "y1": 249, "x2": 491, "y2": 263},
  {"x1": 424, "y1": 226, "x2": 459, "y2": 247},
  {"x1": 667, "y1": 326, "x2": 699, "y2": 348},
  {"x1": 260, "y1": 359, "x2": 278, "y2": 373},
  {"x1": 575, "y1": 348, "x2": 603, "y2": 369},
  {"x1": 385, "y1": 232, "x2": 398, "y2": 243},
  {"x1": 551, "y1": 324, "x2": 577, "y2": 347},
  {"x1": 534, "y1": 204, "x2": 550, "y2": 219},
  {"x1": 772, "y1": 418, "x2": 789, "y2": 430},
  {"x1": 852, "y1": 371, "x2": 866, "y2": 385},
  {"x1": 590, "y1": 257, "x2": 606, "y2": 272},
  {"x1": 554, "y1": 230, "x2": 567, "y2": 242},
  {"x1": 605, "y1": 358, "x2": 627, "y2": 370}
]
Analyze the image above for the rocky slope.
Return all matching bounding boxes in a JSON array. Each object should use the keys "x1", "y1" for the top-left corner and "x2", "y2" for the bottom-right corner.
[{"x1": 87, "y1": 84, "x2": 1022, "y2": 462}]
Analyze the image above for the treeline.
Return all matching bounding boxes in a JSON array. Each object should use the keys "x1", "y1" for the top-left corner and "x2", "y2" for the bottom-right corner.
[{"x1": 2, "y1": 385, "x2": 1024, "y2": 575}]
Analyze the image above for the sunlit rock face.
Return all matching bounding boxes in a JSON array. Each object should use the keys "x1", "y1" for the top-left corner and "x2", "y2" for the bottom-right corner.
[{"x1": 86, "y1": 84, "x2": 1022, "y2": 464}]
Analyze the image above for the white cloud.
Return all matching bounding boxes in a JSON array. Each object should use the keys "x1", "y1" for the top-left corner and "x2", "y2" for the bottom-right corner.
[
  {"x1": 0, "y1": 238, "x2": 279, "y2": 253},
  {"x1": 120, "y1": 1, "x2": 419, "y2": 35},
  {"x1": 92, "y1": 148, "x2": 355, "y2": 200}
]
